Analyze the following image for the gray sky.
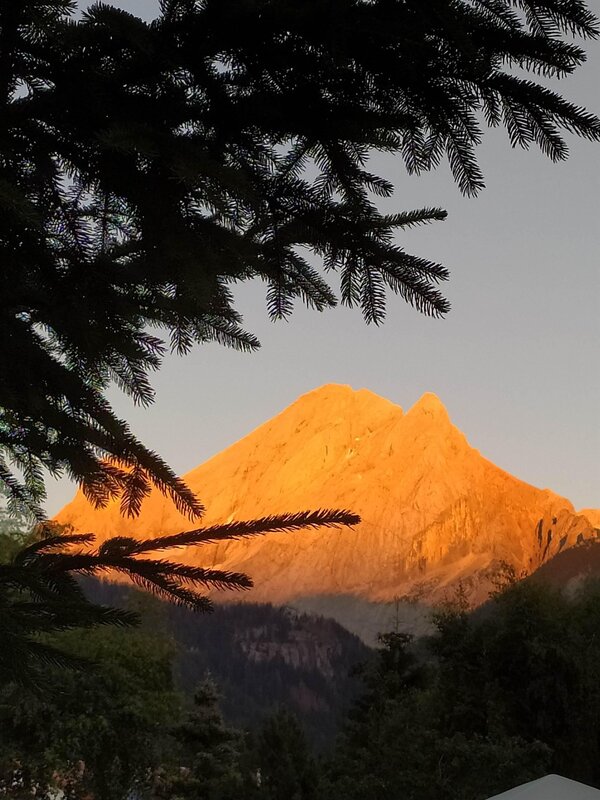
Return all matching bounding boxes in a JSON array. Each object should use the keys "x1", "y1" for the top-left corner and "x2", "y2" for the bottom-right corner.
[{"x1": 48, "y1": 2, "x2": 600, "y2": 515}]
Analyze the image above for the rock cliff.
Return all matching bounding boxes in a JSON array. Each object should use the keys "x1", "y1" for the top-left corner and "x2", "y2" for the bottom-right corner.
[{"x1": 57, "y1": 384, "x2": 599, "y2": 605}]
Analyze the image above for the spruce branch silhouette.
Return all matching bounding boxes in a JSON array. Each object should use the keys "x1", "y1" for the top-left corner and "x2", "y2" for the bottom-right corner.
[
  {"x1": 0, "y1": 509, "x2": 361, "y2": 685},
  {"x1": 2, "y1": 0, "x2": 599, "y2": 518}
]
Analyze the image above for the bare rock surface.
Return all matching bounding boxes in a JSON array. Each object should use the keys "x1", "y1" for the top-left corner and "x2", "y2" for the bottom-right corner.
[{"x1": 57, "y1": 384, "x2": 599, "y2": 606}]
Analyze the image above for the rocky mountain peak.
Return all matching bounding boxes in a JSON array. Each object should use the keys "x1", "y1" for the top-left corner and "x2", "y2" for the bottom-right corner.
[
  {"x1": 407, "y1": 392, "x2": 450, "y2": 420},
  {"x1": 288, "y1": 383, "x2": 403, "y2": 423},
  {"x1": 56, "y1": 385, "x2": 599, "y2": 607}
]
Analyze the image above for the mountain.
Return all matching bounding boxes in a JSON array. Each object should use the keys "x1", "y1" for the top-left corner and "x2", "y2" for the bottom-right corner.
[
  {"x1": 581, "y1": 509, "x2": 600, "y2": 528},
  {"x1": 85, "y1": 580, "x2": 370, "y2": 748},
  {"x1": 528, "y1": 538, "x2": 600, "y2": 593},
  {"x1": 57, "y1": 384, "x2": 599, "y2": 607}
]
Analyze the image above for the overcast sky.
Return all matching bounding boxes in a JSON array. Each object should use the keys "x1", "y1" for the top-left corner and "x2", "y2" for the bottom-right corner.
[{"x1": 48, "y1": 2, "x2": 600, "y2": 515}]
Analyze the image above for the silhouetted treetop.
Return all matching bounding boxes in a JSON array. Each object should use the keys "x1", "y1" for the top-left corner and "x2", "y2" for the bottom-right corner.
[{"x1": 1, "y1": 0, "x2": 598, "y2": 516}]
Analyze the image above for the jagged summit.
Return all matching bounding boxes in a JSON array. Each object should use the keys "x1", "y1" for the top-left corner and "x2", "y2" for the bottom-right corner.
[
  {"x1": 408, "y1": 392, "x2": 449, "y2": 418},
  {"x1": 288, "y1": 383, "x2": 403, "y2": 420},
  {"x1": 56, "y1": 385, "x2": 599, "y2": 606},
  {"x1": 299, "y1": 382, "x2": 365, "y2": 398}
]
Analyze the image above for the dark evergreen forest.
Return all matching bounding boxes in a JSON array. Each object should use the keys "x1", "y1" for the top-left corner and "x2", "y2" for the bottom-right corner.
[
  {"x1": 4, "y1": 574, "x2": 600, "y2": 798},
  {"x1": 87, "y1": 580, "x2": 371, "y2": 748}
]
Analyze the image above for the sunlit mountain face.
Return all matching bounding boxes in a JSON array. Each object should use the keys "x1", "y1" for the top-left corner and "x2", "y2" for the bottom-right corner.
[{"x1": 57, "y1": 384, "x2": 599, "y2": 607}]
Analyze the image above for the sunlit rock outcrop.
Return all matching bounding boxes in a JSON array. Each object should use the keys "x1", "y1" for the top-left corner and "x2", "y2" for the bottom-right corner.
[{"x1": 57, "y1": 384, "x2": 599, "y2": 605}]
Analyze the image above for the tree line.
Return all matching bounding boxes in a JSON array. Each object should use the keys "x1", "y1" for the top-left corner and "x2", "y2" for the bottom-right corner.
[{"x1": 4, "y1": 571, "x2": 600, "y2": 799}]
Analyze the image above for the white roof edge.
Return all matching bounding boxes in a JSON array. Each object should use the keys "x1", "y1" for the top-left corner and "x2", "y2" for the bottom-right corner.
[{"x1": 487, "y1": 774, "x2": 600, "y2": 800}]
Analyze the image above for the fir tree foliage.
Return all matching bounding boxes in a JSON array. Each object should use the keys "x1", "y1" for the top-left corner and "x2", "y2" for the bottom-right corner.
[
  {"x1": 325, "y1": 578, "x2": 600, "y2": 798},
  {"x1": 253, "y1": 708, "x2": 321, "y2": 800},
  {"x1": 0, "y1": 509, "x2": 359, "y2": 686},
  {"x1": 160, "y1": 676, "x2": 246, "y2": 800},
  {"x1": 0, "y1": 488, "x2": 31, "y2": 561},
  {"x1": 1, "y1": 0, "x2": 598, "y2": 516},
  {"x1": 0, "y1": 623, "x2": 181, "y2": 800},
  {"x1": 325, "y1": 621, "x2": 551, "y2": 800}
]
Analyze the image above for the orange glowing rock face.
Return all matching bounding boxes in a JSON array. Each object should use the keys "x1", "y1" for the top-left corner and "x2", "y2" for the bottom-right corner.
[
  {"x1": 56, "y1": 384, "x2": 600, "y2": 606},
  {"x1": 580, "y1": 509, "x2": 600, "y2": 528}
]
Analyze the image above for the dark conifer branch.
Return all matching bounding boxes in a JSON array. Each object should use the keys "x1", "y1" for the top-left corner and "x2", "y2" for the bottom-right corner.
[
  {"x1": 1, "y1": 0, "x2": 597, "y2": 519},
  {"x1": 125, "y1": 509, "x2": 362, "y2": 553},
  {"x1": 0, "y1": 507, "x2": 361, "y2": 683}
]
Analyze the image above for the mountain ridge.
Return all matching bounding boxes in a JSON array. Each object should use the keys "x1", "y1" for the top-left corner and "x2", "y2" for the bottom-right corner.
[{"x1": 57, "y1": 384, "x2": 598, "y2": 606}]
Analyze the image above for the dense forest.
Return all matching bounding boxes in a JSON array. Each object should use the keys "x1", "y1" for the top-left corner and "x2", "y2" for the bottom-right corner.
[
  {"x1": 87, "y1": 580, "x2": 370, "y2": 748},
  {"x1": 4, "y1": 571, "x2": 600, "y2": 798}
]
